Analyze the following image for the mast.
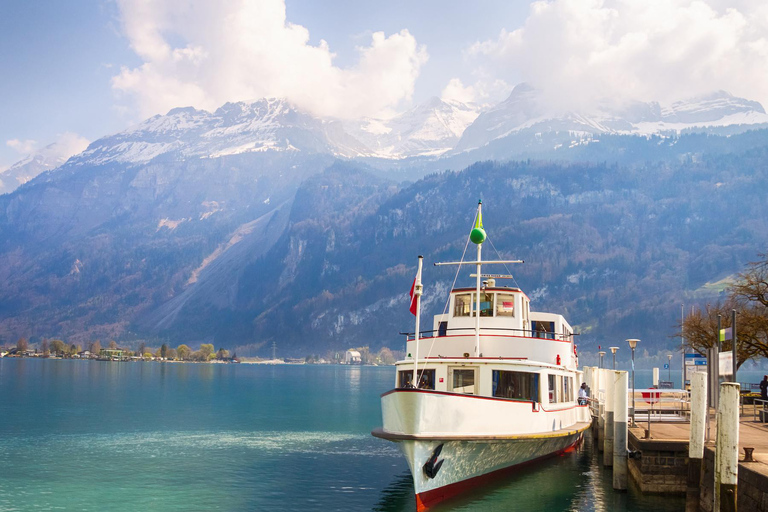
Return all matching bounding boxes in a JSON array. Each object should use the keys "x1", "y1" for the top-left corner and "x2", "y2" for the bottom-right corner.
[
  {"x1": 470, "y1": 201, "x2": 486, "y2": 357},
  {"x1": 413, "y1": 256, "x2": 423, "y2": 384},
  {"x1": 433, "y1": 201, "x2": 523, "y2": 358}
]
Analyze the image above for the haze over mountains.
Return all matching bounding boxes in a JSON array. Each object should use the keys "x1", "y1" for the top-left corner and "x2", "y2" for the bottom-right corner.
[{"x1": 2, "y1": 85, "x2": 768, "y2": 359}]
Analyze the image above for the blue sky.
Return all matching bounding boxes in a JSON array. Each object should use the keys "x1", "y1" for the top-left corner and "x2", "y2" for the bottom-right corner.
[{"x1": 2, "y1": 0, "x2": 767, "y2": 169}]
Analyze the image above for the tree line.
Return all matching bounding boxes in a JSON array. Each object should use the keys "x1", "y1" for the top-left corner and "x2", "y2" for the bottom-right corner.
[{"x1": 2, "y1": 339, "x2": 235, "y2": 362}]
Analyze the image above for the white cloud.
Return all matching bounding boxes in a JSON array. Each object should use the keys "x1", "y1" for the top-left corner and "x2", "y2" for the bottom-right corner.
[
  {"x1": 5, "y1": 133, "x2": 89, "y2": 164},
  {"x1": 441, "y1": 79, "x2": 477, "y2": 104},
  {"x1": 470, "y1": 0, "x2": 768, "y2": 110},
  {"x1": 112, "y1": 0, "x2": 428, "y2": 120},
  {"x1": 441, "y1": 77, "x2": 511, "y2": 105},
  {"x1": 48, "y1": 132, "x2": 90, "y2": 161},
  {"x1": 7, "y1": 139, "x2": 39, "y2": 156}
]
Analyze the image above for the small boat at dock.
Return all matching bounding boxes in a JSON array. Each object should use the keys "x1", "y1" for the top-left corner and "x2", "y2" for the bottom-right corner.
[{"x1": 372, "y1": 200, "x2": 591, "y2": 510}]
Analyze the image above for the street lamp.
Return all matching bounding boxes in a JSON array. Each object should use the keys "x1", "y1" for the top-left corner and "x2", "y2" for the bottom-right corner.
[
  {"x1": 598, "y1": 351, "x2": 606, "y2": 369},
  {"x1": 667, "y1": 354, "x2": 673, "y2": 383},
  {"x1": 627, "y1": 339, "x2": 640, "y2": 426},
  {"x1": 610, "y1": 346, "x2": 619, "y2": 370}
]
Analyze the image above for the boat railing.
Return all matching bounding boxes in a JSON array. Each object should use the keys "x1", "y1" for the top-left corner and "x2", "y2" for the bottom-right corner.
[{"x1": 402, "y1": 327, "x2": 572, "y2": 342}]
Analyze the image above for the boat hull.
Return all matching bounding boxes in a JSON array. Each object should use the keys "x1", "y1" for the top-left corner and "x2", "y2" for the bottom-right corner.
[
  {"x1": 398, "y1": 431, "x2": 585, "y2": 510},
  {"x1": 374, "y1": 388, "x2": 589, "y2": 509}
]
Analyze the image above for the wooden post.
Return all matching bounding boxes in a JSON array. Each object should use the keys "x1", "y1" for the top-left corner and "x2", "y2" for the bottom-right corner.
[
  {"x1": 732, "y1": 309, "x2": 737, "y2": 382},
  {"x1": 604, "y1": 367, "x2": 615, "y2": 467},
  {"x1": 715, "y1": 382, "x2": 739, "y2": 512},
  {"x1": 686, "y1": 371, "x2": 706, "y2": 512},
  {"x1": 613, "y1": 370, "x2": 628, "y2": 490},
  {"x1": 598, "y1": 369, "x2": 605, "y2": 451}
]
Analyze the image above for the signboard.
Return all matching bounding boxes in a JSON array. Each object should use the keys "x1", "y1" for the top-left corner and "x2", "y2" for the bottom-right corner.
[
  {"x1": 664, "y1": 364, "x2": 669, "y2": 369},
  {"x1": 684, "y1": 360, "x2": 707, "y2": 386},
  {"x1": 685, "y1": 354, "x2": 707, "y2": 366},
  {"x1": 719, "y1": 350, "x2": 733, "y2": 377}
]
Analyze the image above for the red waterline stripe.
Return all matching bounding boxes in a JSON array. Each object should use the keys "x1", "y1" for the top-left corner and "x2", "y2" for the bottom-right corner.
[{"x1": 414, "y1": 434, "x2": 585, "y2": 511}]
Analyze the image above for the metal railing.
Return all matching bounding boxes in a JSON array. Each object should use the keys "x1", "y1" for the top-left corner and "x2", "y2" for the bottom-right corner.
[
  {"x1": 402, "y1": 326, "x2": 574, "y2": 342},
  {"x1": 753, "y1": 398, "x2": 768, "y2": 422}
]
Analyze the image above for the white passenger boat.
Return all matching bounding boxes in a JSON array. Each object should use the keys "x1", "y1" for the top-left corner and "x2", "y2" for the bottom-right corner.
[{"x1": 372, "y1": 201, "x2": 590, "y2": 510}]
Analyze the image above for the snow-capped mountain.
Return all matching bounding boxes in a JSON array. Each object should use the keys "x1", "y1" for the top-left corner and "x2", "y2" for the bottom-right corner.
[
  {"x1": 453, "y1": 86, "x2": 768, "y2": 153},
  {"x1": 345, "y1": 97, "x2": 481, "y2": 158},
  {"x1": 18, "y1": 88, "x2": 768, "y2": 176},
  {"x1": 0, "y1": 137, "x2": 89, "y2": 195},
  {"x1": 70, "y1": 98, "x2": 375, "y2": 167}
]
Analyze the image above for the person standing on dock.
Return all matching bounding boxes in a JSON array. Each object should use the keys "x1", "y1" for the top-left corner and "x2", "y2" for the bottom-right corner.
[{"x1": 760, "y1": 375, "x2": 768, "y2": 401}]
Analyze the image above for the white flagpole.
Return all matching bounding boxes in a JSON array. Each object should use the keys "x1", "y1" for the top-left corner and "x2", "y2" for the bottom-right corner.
[
  {"x1": 474, "y1": 203, "x2": 482, "y2": 357},
  {"x1": 413, "y1": 255, "x2": 423, "y2": 385}
]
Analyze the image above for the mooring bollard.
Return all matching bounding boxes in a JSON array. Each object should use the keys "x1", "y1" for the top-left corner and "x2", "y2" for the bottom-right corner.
[
  {"x1": 686, "y1": 371, "x2": 706, "y2": 512},
  {"x1": 604, "y1": 368, "x2": 615, "y2": 467},
  {"x1": 613, "y1": 370, "x2": 628, "y2": 490},
  {"x1": 715, "y1": 382, "x2": 740, "y2": 512}
]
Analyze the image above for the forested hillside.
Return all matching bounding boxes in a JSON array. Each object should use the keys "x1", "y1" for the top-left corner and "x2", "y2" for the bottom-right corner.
[{"x1": 1, "y1": 138, "x2": 767, "y2": 358}]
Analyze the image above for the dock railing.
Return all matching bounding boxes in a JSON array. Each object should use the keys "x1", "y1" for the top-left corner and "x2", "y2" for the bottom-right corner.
[
  {"x1": 590, "y1": 387, "x2": 690, "y2": 424},
  {"x1": 631, "y1": 388, "x2": 690, "y2": 422},
  {"x1": 753, "y1": 398, "x2": 768, "y2": 422}
]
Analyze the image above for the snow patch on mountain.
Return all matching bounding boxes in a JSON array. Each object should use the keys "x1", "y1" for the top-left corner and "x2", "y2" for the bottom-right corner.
[{"x1": 454, "y1": 86, "x2": 768, "y2": 153}]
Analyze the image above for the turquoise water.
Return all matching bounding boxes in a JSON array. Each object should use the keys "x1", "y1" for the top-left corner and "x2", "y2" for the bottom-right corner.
[{"x1": 0, "y1": 359, "x2": 687, "y2": 511}]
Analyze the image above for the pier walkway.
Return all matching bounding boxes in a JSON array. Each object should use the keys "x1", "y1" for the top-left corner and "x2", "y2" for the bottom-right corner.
[{"x1": 626, "y1": 404, "x2": 768, "y2": 511}]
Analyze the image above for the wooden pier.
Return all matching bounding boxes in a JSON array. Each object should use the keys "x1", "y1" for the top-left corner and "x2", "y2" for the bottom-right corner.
[{"x1": 622, "y1": 403, "x2": 768, "y2": 511}]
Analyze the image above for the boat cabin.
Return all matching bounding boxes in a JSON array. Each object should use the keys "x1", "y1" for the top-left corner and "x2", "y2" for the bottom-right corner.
[{"x1": 398, "y1": 282, "x2": 579, "y2": 407}]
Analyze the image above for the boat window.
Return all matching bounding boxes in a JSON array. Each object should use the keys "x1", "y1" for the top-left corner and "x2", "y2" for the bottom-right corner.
[
  {"x1": 438, "y1": 321, "x2": 447, "y2": 337},
  {"x1": 563, "y1": 376, "x2": 570, "y2": 403},
  {"x1": 548, "y1": 374, "x2": 556, "y2": 403},
  {"x1": 558, "y1": 376, "x2": 564, "y2": 403},
  {"x1": 398, "y1": 370, "x2": 414, "y2": 388},
  {"x1": 473, "y1": 292, "x2": 494, "y2": 317},
  {"x1": 533, "y1": 321, "x2": 556, "y2": 339},
  {"x1": 496, "y1": 294, "x2": 515, "y2": 317},
  {"x1": 453, "y1": 294, "x2": 472, "y2": 317},
  {"x1": 417, "y1": 369, "x2": 436, "y2": 390},
  {"x1": 492, "y1": 371, "x2": 539, "y2": 401},
  {"x1": 451, "y1": 368, "x2": 476, "y2": 394}
]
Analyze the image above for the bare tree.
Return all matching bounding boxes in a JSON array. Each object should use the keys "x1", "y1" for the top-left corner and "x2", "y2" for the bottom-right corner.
[
  {"x1": 681, "y1": 255, "x2": 768, "y2": 368},
  {"x1": 731, "y1": 255, "x2": 768, "y2": 307}
]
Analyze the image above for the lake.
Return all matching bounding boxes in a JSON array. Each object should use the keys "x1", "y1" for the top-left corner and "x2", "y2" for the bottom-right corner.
[{"x1": 0, "y1": 358, "x2": 718, "y2": 511}]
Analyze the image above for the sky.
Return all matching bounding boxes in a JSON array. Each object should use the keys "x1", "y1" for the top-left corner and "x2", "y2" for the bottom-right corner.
[{"x1": 2, "y1": 0, "x2": 768, "y2": 170}]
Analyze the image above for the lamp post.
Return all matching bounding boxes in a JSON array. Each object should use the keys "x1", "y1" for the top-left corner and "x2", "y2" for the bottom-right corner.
[
  {"x1": 598, "y1": 351, "x2": 606, "y2": 369},
  {"x1": 627, "y1": 339, "x2": 639, "y2": 426},
  {"x1": 610, "y1": 346, "x2": 619, "y2": 370},
  {"x1": 667, "y1": 354, "x2": 673, "y2": 383}
]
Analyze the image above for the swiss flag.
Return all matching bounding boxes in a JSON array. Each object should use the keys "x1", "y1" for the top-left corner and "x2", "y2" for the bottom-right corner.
[{"x1": 409, "y1": 277, "x2": 418, "y2": 316}]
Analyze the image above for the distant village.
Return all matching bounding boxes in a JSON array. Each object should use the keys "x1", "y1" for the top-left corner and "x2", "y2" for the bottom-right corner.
[{"x1": 0, "y1": 338, "x2": 402, "y2": 365}]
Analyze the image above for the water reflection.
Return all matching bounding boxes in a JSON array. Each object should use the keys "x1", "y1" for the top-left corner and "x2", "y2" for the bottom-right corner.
[{"x1": 373, "y1": 471, "x2": 414, "y2": 512}]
